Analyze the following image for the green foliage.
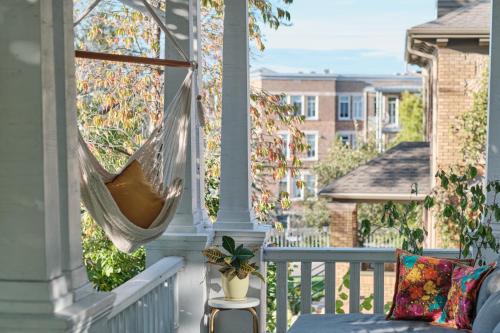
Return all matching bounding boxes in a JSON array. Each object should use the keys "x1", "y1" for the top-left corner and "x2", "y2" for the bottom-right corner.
[
  {"x1": 203, "y1": 236, "x2": 264, "y2": 281},
  {"x1": 82, "y1": 212, "x2": 145, "y2": 291},
  {"x1": 392, "y1": 92, "x2": 424, "y2": 146},
  {"x1": 301, "y1": 198, "x2": 331, "y2": 229},
  {"x1": 201, "y1": 0, "x2": 293, "y2": 50},
  {"x1": 314, "y1": 136, "x2": 379, "y2": 188},
  {"x1": 266, "y1": 262, "x2": 278, "y2": 332},
  {"x1": 429, "y1": 166, "x2": 500, "y2": 265},
  {"x1": 453, "y1": 69, "x2": 489, "y2": 166}
]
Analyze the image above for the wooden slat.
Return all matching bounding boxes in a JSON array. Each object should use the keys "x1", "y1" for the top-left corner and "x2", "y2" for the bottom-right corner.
[
  {"x1": 374, "y1": 263, "x2": 385, "y2": 314},
  {"x1": 349, "y1": 262, "x2": 361, "y2": 314},
  {"x1": 300, "y1": 262, "x2": 312, "y2": 314},
  {"x1": 276, "y1": 262, "x2": 289, "y2": 333},
  {"x1": 75, "y1": 50, "x2": 192, "y2": 68},
  {"x1": 324, "y1": 262, "x2": 336, "y2": 314}
]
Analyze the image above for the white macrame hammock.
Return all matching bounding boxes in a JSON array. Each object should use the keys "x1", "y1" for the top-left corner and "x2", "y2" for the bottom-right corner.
[
  {"x1": 76, "y1": 0, "x2": 198, "y2": 253},
  {"x1": 79, "y1": 72, "x2": 193, "y2": 253}
]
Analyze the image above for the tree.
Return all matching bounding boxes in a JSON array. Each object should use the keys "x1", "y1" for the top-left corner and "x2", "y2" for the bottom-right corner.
[
  {"x1": 314, "y1": 135, "x2": 379, "y2": 188},
  {"x1": 392, "y1": 92, "x2": 424, "y2": 145}
]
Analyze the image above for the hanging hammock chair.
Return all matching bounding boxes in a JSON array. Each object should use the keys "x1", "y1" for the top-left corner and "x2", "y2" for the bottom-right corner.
[
  {"x1": 76, "y1": 0, "x2": 199, "y2": 253},
  {"x1": 79, "y1": 71, "x2": 193, "y2": 253}
]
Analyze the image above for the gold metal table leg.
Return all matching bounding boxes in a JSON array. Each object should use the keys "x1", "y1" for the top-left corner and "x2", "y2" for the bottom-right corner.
[
  {"x1": 209, "y1": 307, "x2": 259, "y2": 333},
  {"x1": 209, "y1": 308, "x2": 220, "y2": 333}
]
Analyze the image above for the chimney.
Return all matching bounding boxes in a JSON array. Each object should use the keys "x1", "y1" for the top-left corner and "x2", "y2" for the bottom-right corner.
[
  {"x1": 324, "y1": 69, "x2": 330, "y2": 74},
  {"x1": 437, "y1": 0, "x2": 478, "y2": 17}
]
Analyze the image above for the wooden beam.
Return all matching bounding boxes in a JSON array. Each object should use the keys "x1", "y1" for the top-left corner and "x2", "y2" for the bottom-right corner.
[
  {"x1": 436, "y1": 38, "x2": 449, "y2": 47},
  {"x1": 75, "y1": 50, "x2": 192, "y2": 68},
  {"x1": 479, "y1": 38, "x2": 490, "y2": 47}
]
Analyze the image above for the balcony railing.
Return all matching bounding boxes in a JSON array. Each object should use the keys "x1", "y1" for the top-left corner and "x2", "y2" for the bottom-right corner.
[
  {"x1": 107, "y1": 256, "x2": 184, "y2": 333},
  {"x1": 263, "y1": 247, "x2": 459, "y2": 333}
]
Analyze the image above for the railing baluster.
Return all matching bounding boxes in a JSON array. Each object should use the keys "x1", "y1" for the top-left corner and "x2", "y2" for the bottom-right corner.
[
  {"x1": 300, "y1": 262, "x2": 312, "y2": 314},
  {"x1": 374, "y1": 262, "x2": 385, "y2": 314},
  {"x1": 277, "y1": 261, "x2": 288, "y2": 333},
  {"x1": 324, "y1": 262, "x2": 335, "y2": 314},
  {"x1": 349, "y1": 262, "x2": 361, "y2": 313}
]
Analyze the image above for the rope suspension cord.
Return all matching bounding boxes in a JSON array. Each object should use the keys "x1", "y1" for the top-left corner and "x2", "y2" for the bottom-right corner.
[
  {"x1": 74, "y1": 0, "x2": 189, "y2": 63},
  {"x1": 75, "y1": 50, "x2": 194, "y2": 68}
]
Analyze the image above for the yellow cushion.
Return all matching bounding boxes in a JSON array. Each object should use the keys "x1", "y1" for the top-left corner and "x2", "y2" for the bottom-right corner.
[{"x1": 106, "y1": 160, "x2": 165, "y2": 229}]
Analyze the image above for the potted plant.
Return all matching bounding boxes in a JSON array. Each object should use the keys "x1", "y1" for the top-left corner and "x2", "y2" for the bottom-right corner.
[{"x1": 202, "y1": 236, "x2": 264, "y2": 300}]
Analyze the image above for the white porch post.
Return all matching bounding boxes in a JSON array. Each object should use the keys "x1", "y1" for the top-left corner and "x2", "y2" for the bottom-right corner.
[
  {"x1": 486, "y1": 0, "x2": 500, "y2": 260},
  {"x1": 0, "y1": 1, "x2": 113, "y2": 331},
  {"x1": 146, "y1": 1, "x2": 213, "y2": 333},
  {"x1": 164, "y1": 0, "x2": 205, "y2": 233},
  {"x1": 210, "y1": 1, "x2": 269, "y2": 333},
  {"x1": 216, "y1": 0, "x2": 255, "y2": 229}
]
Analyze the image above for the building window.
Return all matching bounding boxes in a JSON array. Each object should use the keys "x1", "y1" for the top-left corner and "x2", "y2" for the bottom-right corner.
[
  {"x1": 338, "y1": 132, "x2": 355, "y2": 147},
  {"x1": 279, "y1": 132, "x2": 290, "y2": 159},
  {"x1": 388, "y1": 97, "x2": 398, "y2": 125},
  {"x1": 338, "y1": 95, "x2": 350, "y2": 120},
  {"x1": 304, "y1": 174, "x2": 316, "y2": 198},
  {"x1": 306, "y1": 96, "x2": 318, "y2": 120},
  {"x1": 278, "y1": 175, "x2": 288, "y2": 197},
  {"x1": 352, "y1": 95, "x2": 364, "y2": 120},
  {"x1": 305, "y1": 133, "x2": 318, "y2": 160},
  {"x1": 290, "y1": 95, "x2": 303, "y2": 116},
  {"x1": 291, "y1": 174, "x2": 303, "y2": 200}
]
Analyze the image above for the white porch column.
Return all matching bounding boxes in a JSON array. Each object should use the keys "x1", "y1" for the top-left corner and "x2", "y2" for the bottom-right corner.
[
  {"x1": 165, "y1": 0, "x2": 206, "y2": 233},
  {"x1": 210, "y1": 2, "x2": 269, "y2": 333},
  {"x1": 146, "y1": 1, "x2": 213, "y2": 333},
  {"x1": 0, "y1": 1, "x2": 113, "y2": 331},
  {"x1": 486, "y1": 0, "x2": 500, "y2": 260},
  {"x1": 216, "y1": 0, "x2": 255, "y2": 229}
]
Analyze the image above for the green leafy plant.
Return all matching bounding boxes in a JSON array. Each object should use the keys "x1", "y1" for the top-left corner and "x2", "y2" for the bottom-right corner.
[
  {"x1": 428, "y1": 166, "x2": 500, "y2": 265},
  {"x1": 203, "y1": 236, "x2": 265, "y2": 281},
  {"x1": 360, "y1": 184, "x2": 427, "y2": 255}
]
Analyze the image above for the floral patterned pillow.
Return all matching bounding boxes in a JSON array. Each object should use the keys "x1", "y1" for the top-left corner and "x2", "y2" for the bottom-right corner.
[
  {"x1": 437, "y1": 264, "x2": 495, "y2": 329},
  {"x1": 387, "y1": 250, "x2": 470, "y2": 321}
]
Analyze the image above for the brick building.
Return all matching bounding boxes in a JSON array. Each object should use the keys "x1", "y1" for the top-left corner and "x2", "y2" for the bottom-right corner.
[
  {"x1": 406, "y1": 0, "x2": 490, "y2": 177},
  {"x1": 319, "y1": 0, "x2": 491, "y2": 248},
  {"x1": 251, "y1": 69, "x2": 422, "y2": 228}
]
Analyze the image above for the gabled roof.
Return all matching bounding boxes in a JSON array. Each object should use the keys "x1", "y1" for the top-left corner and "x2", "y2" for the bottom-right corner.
[
  {"x1": 319, "y1": 142, "x2": 431, "y2": 202},
  {"x1": 408, "y1": 0, "x2": 490, "y2": 36}
]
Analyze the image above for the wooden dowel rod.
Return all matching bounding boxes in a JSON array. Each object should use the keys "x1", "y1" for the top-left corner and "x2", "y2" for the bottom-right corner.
[{"x1": 75, "y1": 50, "x2": 192, "y2": 68}]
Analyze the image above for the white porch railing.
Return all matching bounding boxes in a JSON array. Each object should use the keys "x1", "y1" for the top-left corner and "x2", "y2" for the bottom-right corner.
[
  {"x1": 263, "y1": 247, "x2": 459, "y2": 333},
  {"x1": 364, "y1": 230, "x2": 403, "y2": 248},
  {"x1": 269, "y1": 228, "x2": 330, "y2": 247},
  {"x1": 107, "y1": 256, "x2": 184, "y2": 333}
]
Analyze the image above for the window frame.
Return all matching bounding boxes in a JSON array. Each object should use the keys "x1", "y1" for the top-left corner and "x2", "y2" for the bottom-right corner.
[
  {"x1": 303, "y1": 172, "x2": 317, "y2": 199},
  {"x1": 303, "y1": 131, "x2": 319, "y2": 161},
  {"x1": 352, "y1": 95, "x2": 364, "y2": 120},
  {"x1": 278, "y1": 131, "x2": 290, "y2": 160},
  {"x1": 387, "y1": 96, "x2": 399, "y2": 126},
  {"x1": 337, "y1": 131, "x2": 356, "y2": 148},
  {"x1": 289, "y1": 95, "x2": 304, "y2": 117},
  {"x1": 305, "y1": 95, "x2": 319, "y2": 120},
  {"x1": 290, "y1": 173, "x2": 304, "y2": 201},
  {"x1": 338, "y1": 95, "x2": 351, "y2": 120}
]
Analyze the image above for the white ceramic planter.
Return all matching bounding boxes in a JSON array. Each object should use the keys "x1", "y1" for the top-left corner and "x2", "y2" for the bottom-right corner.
[{"x1": 221, "y1": 274, "x2": 250, "y2": 300}]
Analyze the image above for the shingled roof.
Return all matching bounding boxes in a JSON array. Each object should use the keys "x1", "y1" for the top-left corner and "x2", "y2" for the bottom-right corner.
[
  {"x1": 319, "y1": 142, "x2": 431, "y2": 203},
  {"x1": 408, "y1": 0, "x2": 490, "y2": 36}
]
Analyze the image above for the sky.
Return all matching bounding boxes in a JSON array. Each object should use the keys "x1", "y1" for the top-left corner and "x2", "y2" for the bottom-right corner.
[{"x1": 251, "y1": 0, "x2": 437, "y2": 75}]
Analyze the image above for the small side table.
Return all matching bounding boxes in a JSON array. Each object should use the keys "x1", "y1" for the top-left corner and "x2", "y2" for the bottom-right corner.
[{"x1": 208, "y1": 297, "x2": 260, "y2": 333}]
